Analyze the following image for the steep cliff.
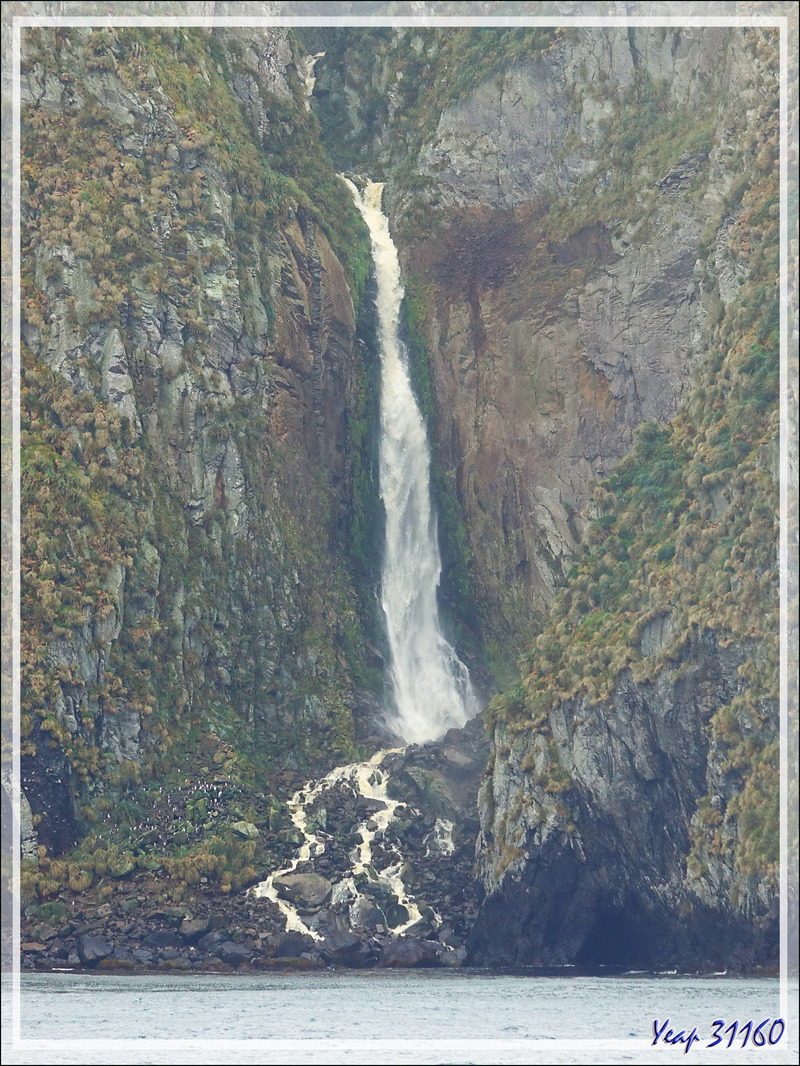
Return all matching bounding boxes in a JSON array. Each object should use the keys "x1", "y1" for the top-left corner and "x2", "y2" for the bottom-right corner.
[
  {"x1": 467, "y1": 106, "x2": 781, "y2": 967},
  {"x1": 315, "y1": 25, "x2": 781, "y2": 666},
  {"x1": 19, "y1": 24, "x2": 382, "y2": 857},
  {"x1": 14, "y1": 16, "x2": 787, "y2": 974},
  {"x1": 310, "y1": 23, "x2": 783, "y2": 967}
]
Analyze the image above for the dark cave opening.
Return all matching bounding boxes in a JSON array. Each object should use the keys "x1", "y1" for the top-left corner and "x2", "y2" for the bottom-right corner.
[{"x1": 575, "y1": 901, "x2": 660, "y2": 968}]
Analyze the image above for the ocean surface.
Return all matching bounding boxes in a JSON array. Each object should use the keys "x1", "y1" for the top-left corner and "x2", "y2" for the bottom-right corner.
[{"x1": 2, "y1": 970, "x2": 797, "y2": 1065}]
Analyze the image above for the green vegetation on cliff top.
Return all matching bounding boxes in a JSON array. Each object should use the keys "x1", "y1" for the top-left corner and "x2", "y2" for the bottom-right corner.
[{"x1": 22, "y1": 26, "x2": 370, "y2": 309}]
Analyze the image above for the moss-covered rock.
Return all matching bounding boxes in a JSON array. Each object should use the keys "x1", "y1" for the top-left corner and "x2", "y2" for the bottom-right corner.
[{"x1": 20, "y1": 24, "x2": 382, "y2": 856}]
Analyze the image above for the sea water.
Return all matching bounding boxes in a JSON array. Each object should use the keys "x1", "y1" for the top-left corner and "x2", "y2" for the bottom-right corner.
[{"x1": 4, "y1": 970, "x2": 797, "y2": 1065}]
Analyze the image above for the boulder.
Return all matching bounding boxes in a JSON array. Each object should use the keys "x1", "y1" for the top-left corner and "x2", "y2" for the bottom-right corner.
[
  {"x1": 180, "y1": 917, "x2": 211, "y2": 942},
  {"x1": 31, "y1": 922, "x2": 58, "y2": 941},
  {"x1": 142, "y1": 929, "x2": 183, "y2": 948},
  {"x1": 305, "y1": 807, "x2": 327, "y2": 832},
  {"x1": 437, "y1": 944, "x2": 467, "y2": 967},
  {"x1": 402, "y1": 915, "x2": 434, "y2": 938},
  {"x1": 320, "y1": 930, "x2": 378, "y2": 968},
  {"x1": 230, "y1": 821, "x2": 260, "y2": 840},
  {"x1": 112, "y1": 945, "x2": 136, "y2": 964},
  {"x1": 378, "y1": 937, "x2": 439, "y2": 968},
  {"x1": 197, "y1": 930, "x2": 226, "y2": 953},
  {"x1": 49, "y1": 938, "x2": 68, "y2": 959},
  {"x1": 267, "y1": 931, "x2": 316, "y2": 958},
  {"x1": 273, "y1": 872, "x2": 332, "y2": 908},
  {"x1": 77, "y1": 935, "x2": 113, "y2": 965},
  {"x1": 350, "y1": 896, "x2": 386, "y2": 932},
  {"x1": 217, "y1": 941, "x2": 252, "y2": 965},
  {"x1": 385, "y1": 903, "x2": 410, "y2": 929},
  {"x1": 161, "y1": 957, "x2": 192, "y2": 970}
]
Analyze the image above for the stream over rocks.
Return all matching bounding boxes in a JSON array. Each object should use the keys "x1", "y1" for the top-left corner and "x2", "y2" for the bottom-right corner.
[
  {"x1": 248, "y1": 716, "x2": 488, "y2": 968},
  {"x1": 19, "y1": 720, "x2": 487, "y2": 974}
]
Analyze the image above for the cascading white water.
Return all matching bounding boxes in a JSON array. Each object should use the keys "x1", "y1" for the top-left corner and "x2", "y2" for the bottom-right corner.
[
  {"x1": 251, "y1": 749, "x2": 426, "y2": 938},
  {"x1": 303, "y1": 52, "x2": 325, "y2": 109},
  {"x1": 345, "y1": 179, "x2": 478, "y2": 744}
]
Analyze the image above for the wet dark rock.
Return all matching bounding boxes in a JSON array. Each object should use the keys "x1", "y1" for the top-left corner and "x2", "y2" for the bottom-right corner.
[
  {"x1": 198, "y1": 958, "x2": 229, "y2": 972},
  {"x1": 320, "y1": 930, "x2": 379, "y2": 968},
  {"x1": 305, "y1": 807, "x2": 327, "y2": 833},
  {"x1": 161, "y1": 957, "x2": 192, "y2": 970},
  {"x1": 217, "y1": 940, "x2": 252, "y2": 965},
  {"x1": 197, "y1": 930, "x2": 226, "y2": 952},
  {"x1": 180, "y1": 917, "x2": 211, "y2": 942},
  {"x1": 350, "y1": 897, "x2": 386, "y2": 932},
  {"x1": 437, "y1": 944, "x2": 467, "y2": 967},
  {"x1": 267, "y1": 931, "x2": 316, "y2": 958},
  {"x1": 278, "y1": 829, "x2": 304, "y2": 846},
  {"x1": 77, "y1": 935, "x2": 113, "y2": 965},
  {"x1": 378, "y1": 938, "x2": 440, "y2": 968},
  {"x1": 403, "y1": 915, "x2": 434, "y2": 938},
  {"x1": 385, "y1": 903, "x2": 409, "y2": 929},
  {"x1": 256, "y1": 955, "x2": 322, "y2": 971},
  {"x1": 142, "y1": 929, "x2": 183, "y2": 949},
  {"x1": 112, "y1": 945, "x2": 136, "y2": 964},
  {"x1": 437, "y1": 924, "x2": 461, "y2": 948},
  {"x1": 49, "y1": 939, "x2": 68, "y2": 959}
]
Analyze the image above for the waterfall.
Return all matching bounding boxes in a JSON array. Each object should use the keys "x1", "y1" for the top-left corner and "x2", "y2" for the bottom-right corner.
[
  {"x1": 345, "y1": 179, "x2": 478, "y2": 744},
  {"x1": 303, "y1": 52, "x2": 325, "y2": 109}
]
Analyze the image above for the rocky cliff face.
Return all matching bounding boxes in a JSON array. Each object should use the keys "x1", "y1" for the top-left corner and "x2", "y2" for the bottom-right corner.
[
  {"x1": 311, "y1": 23, "x2": 782, "y2": 968},
  {"x1": 19, "y1": 24, "x2": 379, "y2": 854},
  {"x1": 463, "y1": 100, "x2": 782, "y2": 964},
  {"x1": 317, "y1": 25, "x2": 780, "y2": 660},
  {"x1": 15, "y1": 16, "x2": 785, "y2": 974},
  {"x1": 471, "y1": 635, "x2": 778, "y2": 969}
]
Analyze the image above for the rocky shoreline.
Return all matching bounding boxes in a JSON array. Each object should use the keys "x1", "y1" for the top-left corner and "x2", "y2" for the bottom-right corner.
[
  {"x1": 20, "y1": 721, "x2": 488, "y2": 974},
  {"x1": 20, "y1": 883, "x2": 464, "y2": 973}
]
